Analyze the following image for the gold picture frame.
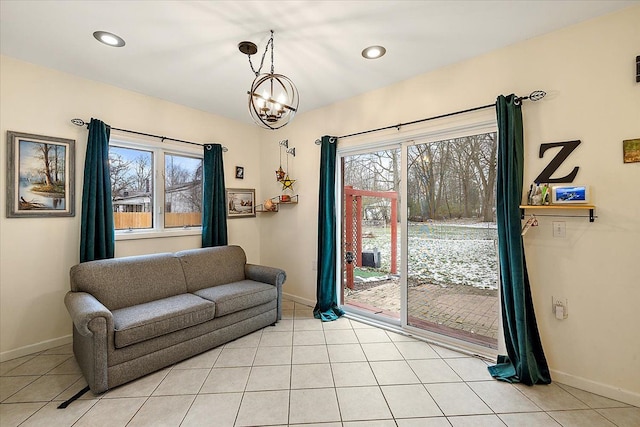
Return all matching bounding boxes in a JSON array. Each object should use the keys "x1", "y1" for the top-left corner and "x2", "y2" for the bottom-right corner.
[{"x1": 623, "y1": 138, "x2": 640, "y2": 163}]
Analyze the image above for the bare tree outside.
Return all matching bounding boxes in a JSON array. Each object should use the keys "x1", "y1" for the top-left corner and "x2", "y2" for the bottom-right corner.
[
  {"x1": 108, "y1": 152, "x2": 136, "y2": 198},
  {"x1": 407, "y1": 133, "x2": 497, "y2": 222},
  {"x1": 133, "y1": 154, "x2": 152, "y2": 193}
]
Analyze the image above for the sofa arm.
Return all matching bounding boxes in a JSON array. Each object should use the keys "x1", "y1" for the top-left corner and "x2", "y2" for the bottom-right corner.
[
  {"x1": 245, "y1": 264, "x2": 286, "y2": 321},
  {"x1": 64, "y1": 291, "x2": 114, "y2": 337},
  {"x1": 245, "y1": 264, "x2": 286, "y2": 288}
]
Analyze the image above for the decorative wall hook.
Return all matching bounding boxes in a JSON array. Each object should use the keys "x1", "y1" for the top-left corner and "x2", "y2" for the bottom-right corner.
[{"x1": 286, "y1": 147, "x2": 296, "y2": 157}]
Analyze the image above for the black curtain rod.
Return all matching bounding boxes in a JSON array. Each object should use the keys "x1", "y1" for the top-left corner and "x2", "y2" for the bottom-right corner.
[
  {"x1": 335, "y1": 90, "x2": 546, "y2": 140},
  {"x1": 70, "y1": 119, "x2": 228, "y2": 152}
]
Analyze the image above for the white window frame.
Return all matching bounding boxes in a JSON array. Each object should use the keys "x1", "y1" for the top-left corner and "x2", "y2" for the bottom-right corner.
[{"x1": 109, "y1": 136, "x2": 203, "y2": 241}]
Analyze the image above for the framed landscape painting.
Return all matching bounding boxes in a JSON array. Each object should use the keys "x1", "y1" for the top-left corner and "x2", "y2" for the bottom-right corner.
[
  {"x1": 226, "y1": 188, "x2": 255, "y2": 218},
  {"x1": 623, "y1": 138, "x2": 640, "y2": 163},
  {"x1": 6, "y1": 131, "x2": 75, "y2": 218}
]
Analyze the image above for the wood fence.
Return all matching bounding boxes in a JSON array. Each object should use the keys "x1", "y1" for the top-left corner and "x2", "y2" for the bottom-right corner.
[{"x1": 114, "y1": 212, "x2": 201, "y2": 229}]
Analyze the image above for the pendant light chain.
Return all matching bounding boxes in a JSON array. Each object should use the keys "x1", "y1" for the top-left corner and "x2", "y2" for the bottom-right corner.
[
  {"x1": 247, "y1": 31, "x2": 274, "y2": 77},
  {"x1": 270, "y1": 30, "x2": 275, "y2": 75}
]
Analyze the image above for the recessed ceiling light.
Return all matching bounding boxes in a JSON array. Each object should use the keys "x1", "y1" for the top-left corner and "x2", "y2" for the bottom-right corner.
[
  {"x1": 362, "y1": 45, "x2": 386, "y2": 59},
  {"x1": 93, "y1": 31, "x2": 126, "y2": 47}
]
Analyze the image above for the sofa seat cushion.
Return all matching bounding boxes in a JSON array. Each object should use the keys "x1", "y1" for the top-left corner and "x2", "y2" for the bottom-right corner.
[
  {"x1": 112, "y1": 294, "x2": 215, "y2": 348},
  {"x1": 193, "y1": 280, "x2": 276, "y2": 317}
]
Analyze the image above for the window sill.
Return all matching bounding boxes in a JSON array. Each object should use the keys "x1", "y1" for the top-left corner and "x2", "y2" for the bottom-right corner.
[{"x1": 115, "y1": 228, "x2": 202, "y2": 241}]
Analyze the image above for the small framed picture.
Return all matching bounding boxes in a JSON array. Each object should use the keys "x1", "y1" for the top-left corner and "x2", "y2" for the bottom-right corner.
[
  {"x1": 551, "y1": 185, "x2": 590, "y2": 204},
  {"x1": 235, "y1": 166, "x2": 244, "y2": 179},
  {"x1": 6, "y1": 131, "x2": 75, "y2": 218},
  {"x1": 623, "y1": 138, "x2": 640, "y2": 163},
  {"x1": 226, "y1": 188, "x2": 255, "y2": 218}
]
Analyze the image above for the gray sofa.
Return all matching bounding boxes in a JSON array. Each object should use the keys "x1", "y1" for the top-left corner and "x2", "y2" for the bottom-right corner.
[{"x1": 64, "y1": 245, "x2": 285, "y2": 394}]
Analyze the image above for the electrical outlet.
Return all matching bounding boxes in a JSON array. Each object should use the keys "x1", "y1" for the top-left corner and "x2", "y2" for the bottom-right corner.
[
  {"x1": 552, "y1": 221, "x2": 566, "y2": 238},
  {"x1": 552, "y1": 296, "x2": 568, "y2": 319}
]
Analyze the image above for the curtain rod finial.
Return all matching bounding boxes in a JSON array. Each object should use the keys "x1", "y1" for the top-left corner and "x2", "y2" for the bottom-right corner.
[{"x1": 529, "y1": 90, "x2": 546, "y2": 101}]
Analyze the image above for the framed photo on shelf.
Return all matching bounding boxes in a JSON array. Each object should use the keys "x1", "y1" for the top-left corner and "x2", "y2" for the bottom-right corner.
[
  {"x1": 6, "y1": 131, "x2": 75, "y2": 218},
  {"x1": 226, "y1": 188, "x2": 255, "y2": 218},
  {"x1": 551, "y1": 185, "x2": 590, "y2": 204}
]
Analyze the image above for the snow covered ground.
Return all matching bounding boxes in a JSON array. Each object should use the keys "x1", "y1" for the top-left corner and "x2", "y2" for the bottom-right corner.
[{"x1": 358, "y1": 221, "x2": 499, "y2": 290}]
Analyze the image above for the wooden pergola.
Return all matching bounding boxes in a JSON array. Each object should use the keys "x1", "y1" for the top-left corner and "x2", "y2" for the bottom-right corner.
[{"x1": 344, "y1": 186, "x2": 398, "y2": 289}]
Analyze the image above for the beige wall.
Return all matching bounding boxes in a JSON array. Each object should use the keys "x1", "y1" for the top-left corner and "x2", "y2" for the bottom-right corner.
[
  {"x1": 0, "y1": 56, "x2": 262, "y2": 359},
  {"x1": 258, "y1": 6, "x2": 640, "y2": 405},
  {"x1": 1, "y1": 5, "x2": 638, "y2": 406}
]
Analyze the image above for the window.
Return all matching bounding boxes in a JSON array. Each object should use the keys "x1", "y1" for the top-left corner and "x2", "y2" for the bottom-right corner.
[
  {"x1": 108, "y1": 140, "x2": 203, "y2": 234},
  {"x1": 164, "y1": 154, "x2": 202, "y2": 228},
  {"x1": 110, "y1": 146, "x2": 154, "y2": 230}
]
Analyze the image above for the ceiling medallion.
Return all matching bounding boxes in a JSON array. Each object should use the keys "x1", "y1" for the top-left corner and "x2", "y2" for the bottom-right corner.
[{"x1": 238, "y1": 30, "x2": 299, "y2": 130}]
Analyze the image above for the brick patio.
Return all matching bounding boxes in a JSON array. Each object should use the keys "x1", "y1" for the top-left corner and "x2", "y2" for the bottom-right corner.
[{"x1": 345, "y1": 278, "x2": 499, "y2": 349}]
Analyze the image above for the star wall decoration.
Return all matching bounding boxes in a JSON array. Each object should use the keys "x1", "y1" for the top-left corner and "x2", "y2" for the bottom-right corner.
[
  {"x1": 281, "y1": 174, "x2": 296, "y2": 191},
  {"x1": 275, "y1": 166, "x2": 286, "y2": 182}
]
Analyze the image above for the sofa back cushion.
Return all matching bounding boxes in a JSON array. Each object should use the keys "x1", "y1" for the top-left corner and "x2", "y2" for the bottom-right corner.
[
  {"x1": 177, "y1": 246, "x2": 246, "y2": 293},
  {"x1": 70, "y1": 253, "x2": 187, "y2": 310}
]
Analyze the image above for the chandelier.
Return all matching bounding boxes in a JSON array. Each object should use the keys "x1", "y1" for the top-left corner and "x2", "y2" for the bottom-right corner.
[{"x1": 238, "y1": 30, "x2": 299, "y2": 130}]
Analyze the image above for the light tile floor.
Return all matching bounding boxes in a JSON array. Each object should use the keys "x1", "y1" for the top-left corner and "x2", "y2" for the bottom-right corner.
[{"x1": 1, "y1": 300, "x2": 638, "y2": 426}]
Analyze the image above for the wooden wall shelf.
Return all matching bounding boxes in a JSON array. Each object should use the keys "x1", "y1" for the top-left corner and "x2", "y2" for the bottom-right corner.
[
  {"x1": 519, "y1": 205, "x2": 596, "y2": 222},
  {"x1": 256, "y1": 195, "x2": 299, "y2": 213}
]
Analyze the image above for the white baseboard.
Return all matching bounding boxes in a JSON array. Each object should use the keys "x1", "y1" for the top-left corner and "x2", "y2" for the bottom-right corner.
[
  {"x1": 0, "y1": 335, "x2": 72, "y2": 363},
  {"x1": 550, "y1": 368, "x2": 640, "y2": 407},
  {"x1": 282, "y1": 292, "x2": 315, "y2": 308}
]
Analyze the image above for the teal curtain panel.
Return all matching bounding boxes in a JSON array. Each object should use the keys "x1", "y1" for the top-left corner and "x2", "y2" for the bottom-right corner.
[
  {"x1": 488, "y1": 95, "x2": 551, "y2": 385},
  {"x1": 202, "y1": 144, "x2": 228, "y2": 247},
  {"x1": 80, "y1": 118, "x2": 115, "y2": 263},
  {"x1": 313, "y1": 136, "x2": 345, "y2": 322}
]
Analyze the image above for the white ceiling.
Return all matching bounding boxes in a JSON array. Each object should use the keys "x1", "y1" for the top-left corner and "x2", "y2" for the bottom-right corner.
[{"x1": 1, "y1": 1, "x2": 635, "y2": 124}]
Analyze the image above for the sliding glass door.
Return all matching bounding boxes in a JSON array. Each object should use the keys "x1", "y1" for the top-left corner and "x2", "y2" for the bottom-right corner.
[
  {"x1": 341, "y1": 147, "x2": 401, "y2": 322},
  {"x1": 406, "y1": 133, "x2": 499, "y2": 349},
  {"x1": 338, "y1": 129, "x2": 499, "y2": 352}
]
